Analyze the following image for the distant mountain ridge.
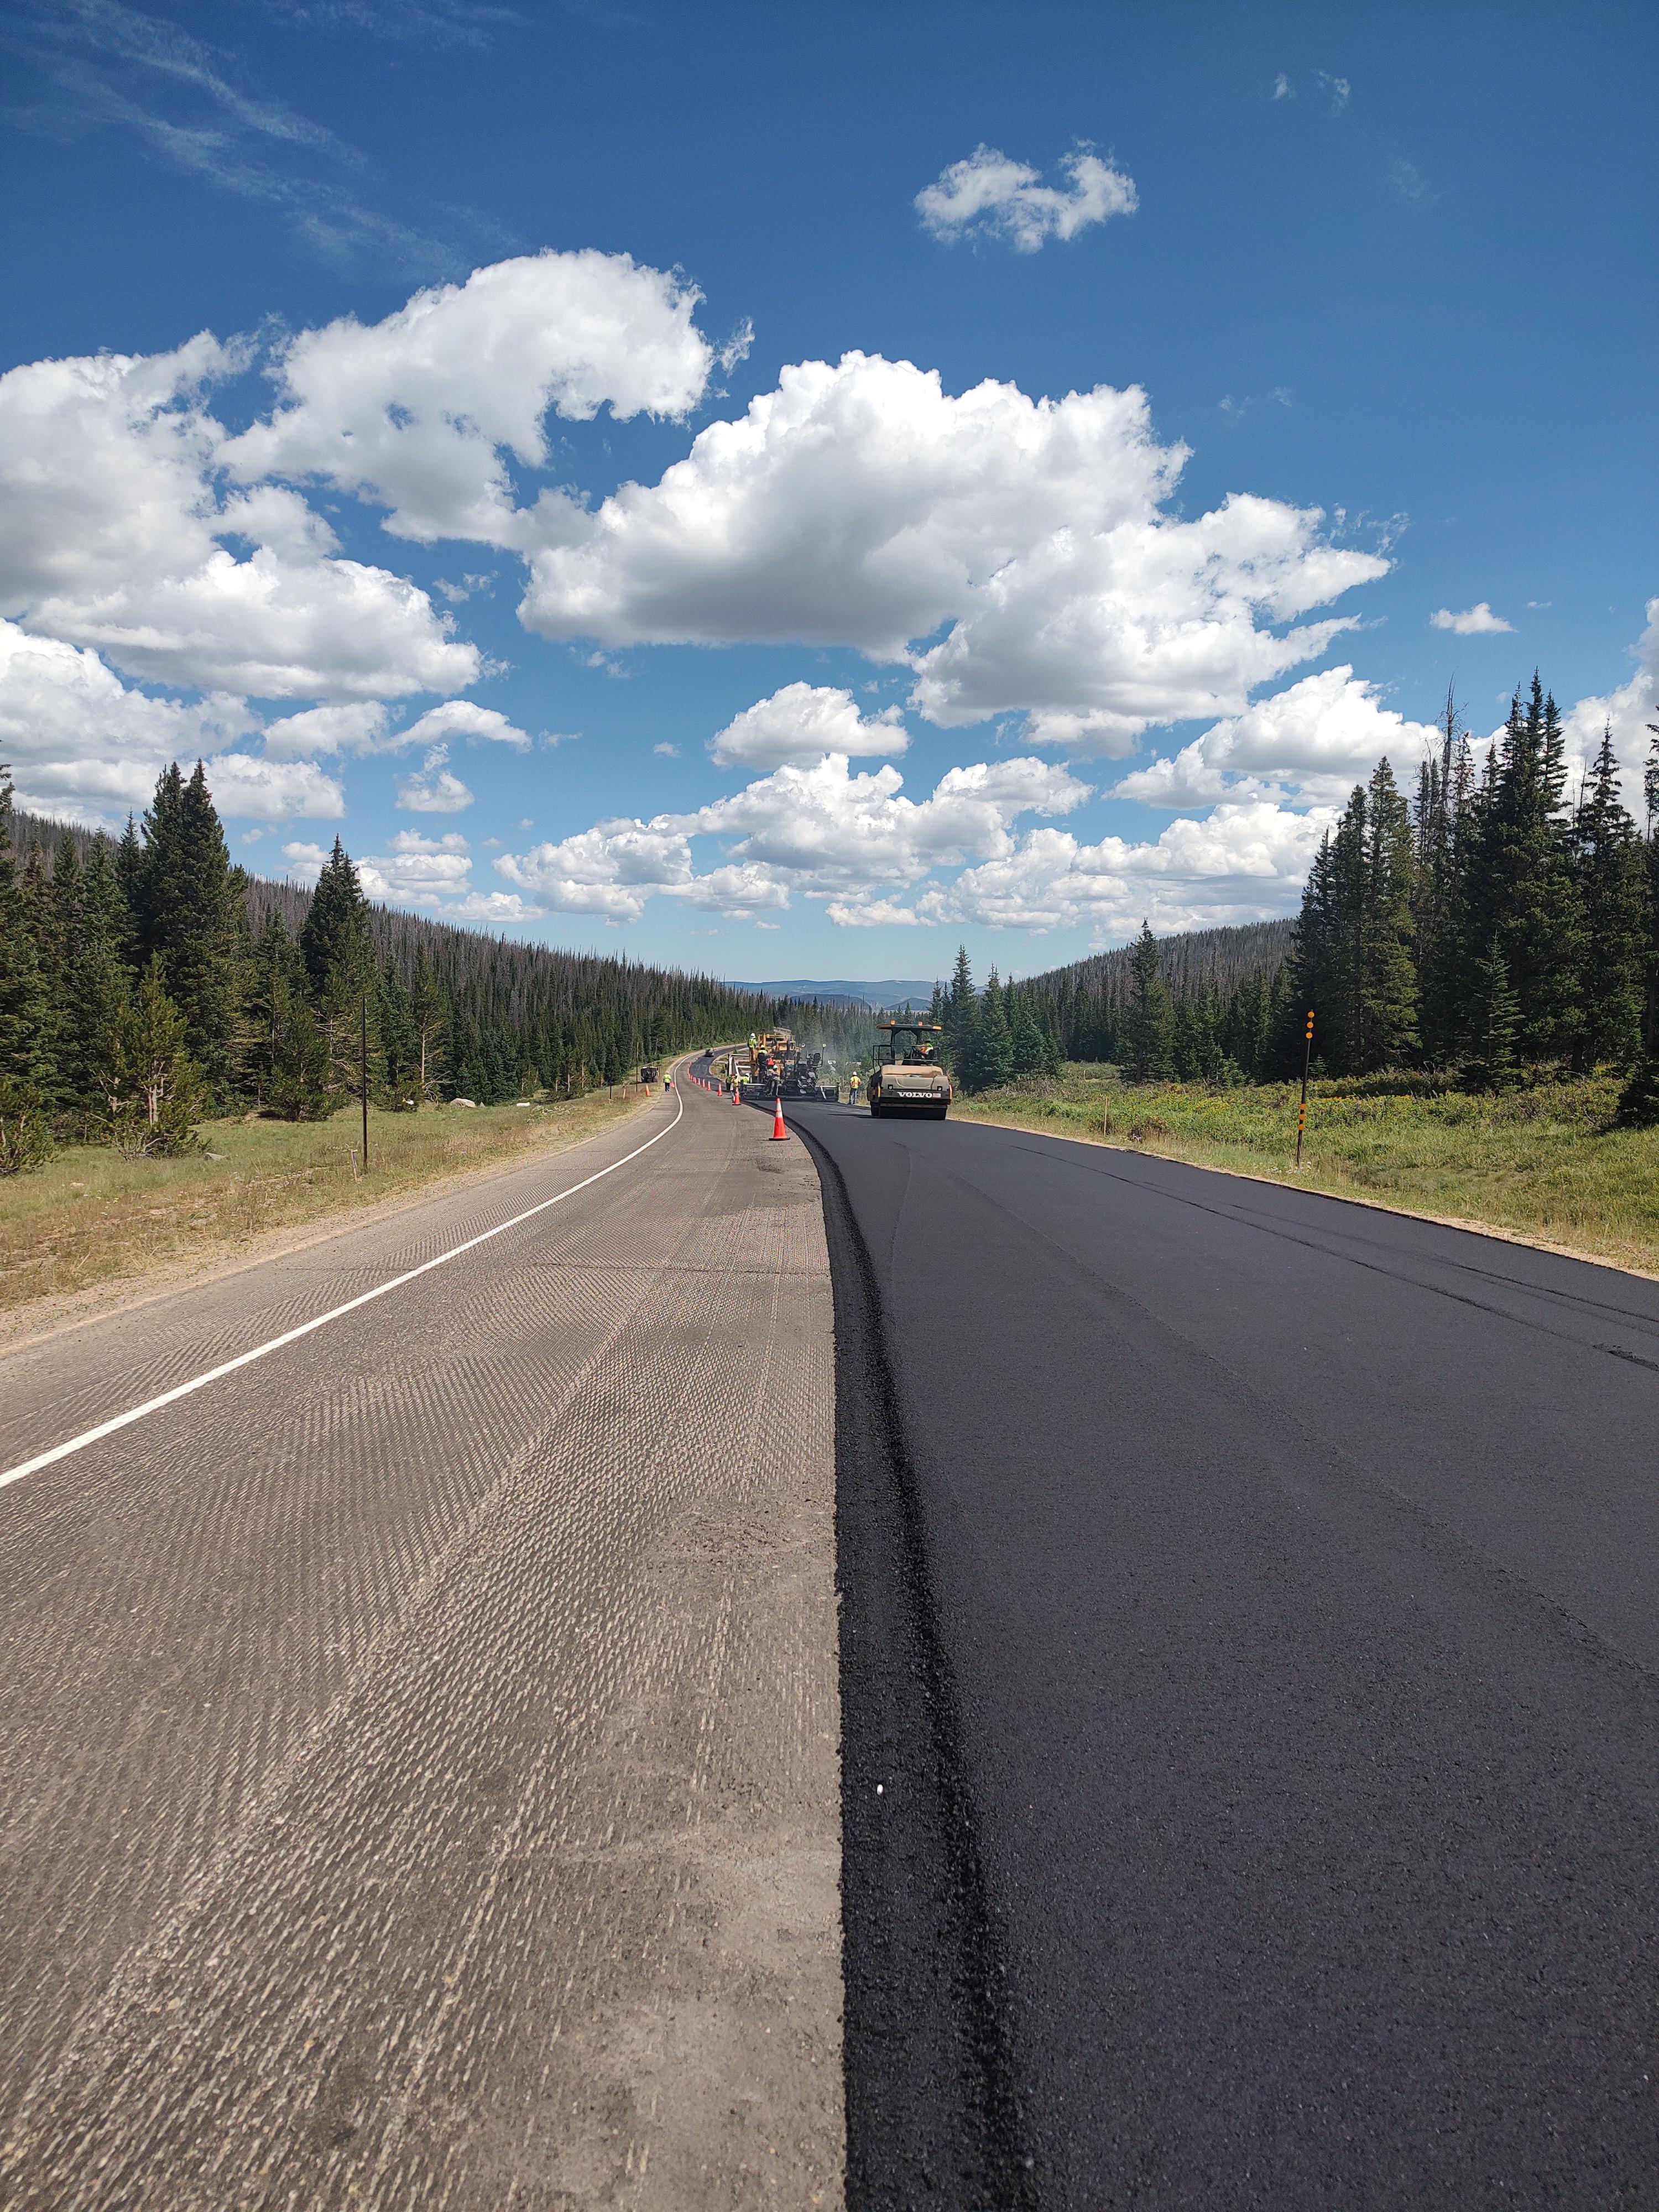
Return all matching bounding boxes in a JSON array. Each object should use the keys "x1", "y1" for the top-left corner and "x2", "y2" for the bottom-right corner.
[{"x1": 726, "y1": 977, "x2": 940, "y2": 1010}]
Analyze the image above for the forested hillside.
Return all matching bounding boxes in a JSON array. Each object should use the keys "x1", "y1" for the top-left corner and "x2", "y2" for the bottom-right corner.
[
  {"x1": 931, "y1": 675, "x2": 1659, "y2": 1104},
  {"x1": 0, "y1": 765, "x2": 788, "y2": 1172}
]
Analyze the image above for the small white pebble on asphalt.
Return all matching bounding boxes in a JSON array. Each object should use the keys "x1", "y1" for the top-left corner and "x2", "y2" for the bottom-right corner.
[{"x1": 876, "y1": 1783, "x2": 883, "y2": 1794}]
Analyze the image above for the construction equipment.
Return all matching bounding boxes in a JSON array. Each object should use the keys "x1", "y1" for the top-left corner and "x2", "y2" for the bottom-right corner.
[
  {"x1": 744, "y1": 1028, "x2": 837, "y2": 1102},
  {"x1": 865, "y1": 1020, "x2": 952, "y2": 1120}
]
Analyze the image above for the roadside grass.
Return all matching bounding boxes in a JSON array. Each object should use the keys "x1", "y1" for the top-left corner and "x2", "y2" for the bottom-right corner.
[
  {"x1": 953, "y1": 1063, "x2": 1659, "y2": 1276},
  {"x1": 0, "y1": 1088, "x2": 654, "y2": 1317}
]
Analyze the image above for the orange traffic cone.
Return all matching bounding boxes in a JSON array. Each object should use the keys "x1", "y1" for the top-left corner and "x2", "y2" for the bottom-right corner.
[{"x1": 770, "y1": 1095, "x2": 788, "y2": 1141}]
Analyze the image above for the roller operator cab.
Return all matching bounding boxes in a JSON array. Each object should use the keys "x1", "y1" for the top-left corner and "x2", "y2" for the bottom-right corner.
[{"x1": 866, "y1": 1019, "x2": 952, "y2": 1120}]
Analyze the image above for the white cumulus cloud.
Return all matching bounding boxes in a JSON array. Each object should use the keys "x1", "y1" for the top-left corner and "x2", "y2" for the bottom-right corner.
[
  {"x1": 261, "y1": 700, "x2": 399, "y2": 757},
  {"x1": 519, "y1": 353, "x2": 1182, "y2": 660},
  {"x1": 0, "y1": 341, "x2": 476, "y2": 700},
  {"x1": 910, "y1": 495, "x2": 1386, "y2": 749},
  {"x1": 222, "y1": 250, "x2": 718, "y2": 549},
  {"x1": 1113, "y1": 667, "x2": 1439, "y2": 807},
  {"x1": 495, "y1": 750, "x2": 1087, "y2": 920},
  {"x1": 358, "y1": 828, "x2": 472, "y2": 904},
  {"x1": 916, "y1": 144, "x2": 1138, "y2": 252},
  {"x1": 198, "y1": 753, "x2": 345, "y2": 821},
  {"x1": 519, "y1": 352, "x2": 1386, "y2": 750},
  {"x1": 0, "y1": 619, "x2": 340, "y2": 822},
  {"x1": 394, "y1": 744, "x2": 474, "y2": 812},
  {"x1": 1431, "y1": 602, "x2": 1514, "y2": 635},
  {"x1": 924, "y1": 802, "x2": 1333, "y2": 938},
  {"x1": 708, "y1": 682, "x2": 907, "y2": 770},
  {"x1": 401, "y1": 700, "x2": 532, "y2": 750}
]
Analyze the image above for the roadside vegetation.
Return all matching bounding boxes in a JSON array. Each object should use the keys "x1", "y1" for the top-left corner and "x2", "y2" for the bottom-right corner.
[
  {"x1": 0, "y1": 760, "x2": 800, "y2": 1183},
  {"x1": 0, "y1": 1088, "x2": 653, "y2": 1319},
  {"x1": 911, "y1": 672, "x2": 1659, "y2": 1270},
  {"x1": 953, "y1": 1063, "x2": 1659, "y2": 1275}
]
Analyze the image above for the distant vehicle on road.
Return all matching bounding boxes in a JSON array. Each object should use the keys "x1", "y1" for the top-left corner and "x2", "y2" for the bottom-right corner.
[{"x1": 866, "y1": 1019, "x2": 951, "y2": 1119}]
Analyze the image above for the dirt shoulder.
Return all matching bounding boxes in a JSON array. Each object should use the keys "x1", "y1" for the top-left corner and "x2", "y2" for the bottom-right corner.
[{"x1": 0, "y1": 1084, "x2": 660, "y2": 1352}]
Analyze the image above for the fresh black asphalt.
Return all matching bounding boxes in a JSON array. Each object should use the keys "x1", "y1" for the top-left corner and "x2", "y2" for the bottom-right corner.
[{"x1": 775, "y1": 1085, "x2": 1659, "y2": 2210}]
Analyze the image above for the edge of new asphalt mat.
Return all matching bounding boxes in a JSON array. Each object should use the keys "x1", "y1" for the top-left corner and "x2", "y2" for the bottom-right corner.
[{"x1": 790, "y1": 1108, "x2": 1040, "y2": 2212}]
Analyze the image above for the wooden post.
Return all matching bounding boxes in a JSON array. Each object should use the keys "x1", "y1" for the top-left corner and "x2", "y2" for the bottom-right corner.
[
  {"x1": 361, "y1": 990, "x2": 370, "y2": 1171},
  {"x1": 1295, "y1": 1009, "x2": 1314, "y2": 1166}
]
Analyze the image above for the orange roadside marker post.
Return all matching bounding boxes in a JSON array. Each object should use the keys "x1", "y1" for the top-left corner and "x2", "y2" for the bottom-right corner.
[
  {"x1": 770, "y1": 1096, "x2": 787, "y2": 1141},
  {"x1": 1295, "y1": 1009, "x2": 1314, "y2": 1166}
]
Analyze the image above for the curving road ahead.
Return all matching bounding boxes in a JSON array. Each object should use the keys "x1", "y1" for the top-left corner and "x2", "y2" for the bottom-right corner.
[{"x1": 781, "y1": 1086, "x2": 1659, "y2": 2211}]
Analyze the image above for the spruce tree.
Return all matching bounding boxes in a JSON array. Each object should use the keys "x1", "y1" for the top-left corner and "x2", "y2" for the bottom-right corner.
[
  {"x1": 300, "y1": 837, "x2": 379, "y2": 1103},
  {"x1": 974, "y1": 969, "x2": 1014, "y2": 1091},
  {"x1": 135, "y1": 762, "x2": 243, "y2": 1098},
  {"x1": 109, "y1": 959, "x2": 203, "y2": 1155},
  {"x1": 245, "y1": 912, "x2": 328, "y2": 1119},
  {"x1": 411, "y1": 950, "x2": 447, "y2": 1103},
  {"x1": 377, "y1": 957, "x2": 418, "y2": 1108},
  {"x1": 1463, "y1": 935, "x2": 1521, "y2": 1092},
  {"x1": 1459, "y1": 677, "x2": 1585, "y2": 1067},
  {"x1": 945, "y1": 944, "x2": 975, "y2": 1076},
  {"x1": 1357, "y1": 758, "x2": 1418, "y2": 1072},
  {"x1": 1010, "y1": 993, "x2": 1046, "y2": 1079},
  {"x1": 1125, "y1": 924, "x2": 1175, "y2": 1081},
  {"x1": 60, "y1": 836, "x2": 135, "y2": 1137},
  {"x1": 1574, "y1": 724, "x2": 1646, "y2": 1070},
  {"x1": 0, "y1": 771, "x2": 54, "y2": 1168}
]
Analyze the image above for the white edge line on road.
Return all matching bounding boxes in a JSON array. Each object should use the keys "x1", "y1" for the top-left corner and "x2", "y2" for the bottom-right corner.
[{"x1": 0, "y1": 1082, "x2": 686, "y2": 1495}]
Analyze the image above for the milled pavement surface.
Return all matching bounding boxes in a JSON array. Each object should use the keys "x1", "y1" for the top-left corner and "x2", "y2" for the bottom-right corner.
[{"x1": 0, "y1": 1072, "x2": 842, "y2": 2210}]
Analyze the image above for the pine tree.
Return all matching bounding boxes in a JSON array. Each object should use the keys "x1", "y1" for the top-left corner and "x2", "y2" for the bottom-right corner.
[
  {"x1": 377, "y1": 956, "x2": 418, "y2": 1108},
  {"x1": 1010, "y1": 992, "x2": 1046, "y2": 1079},
  {"x1": 134, "y1": 763, "x2": 244, "y2": 1098},
  {"x1": 1125, "y1": 924, "x2": 1175, "y2": 1081},
  {"x1": 0, "y1": 770, "x2": 55, "y2": 1170},
  {"x1": 411, "y1": 950, "x2": 447, "y2": 1103},
  {"x1": 1414, "y1": 686, "x2": 1473, "y2": 1067},
  {"x1": 1175, "y1": 983, "x2": 1222, "y2": 1084},
  {"x1": 114, "y1": 815, "x2": 144, "y2": 968},
  {"x1": 1357, "y1": 758, "x2": 1418, "y2": 1071},
  {"x1": 108, "y1": 959, "x2": 204, "y2": 1155},
  {"x1": 973, "y1": 968, "x2": 1014, "y2": 1091},
  {"x1": 1574, "y1": 724, "x2": 1646, "y2": 1070},
  {"x1": 300, "y1": 837, "x2": 379, "y2": 1103},
  {"x1": 1459, "y1": 677, "x2": 1585, "y2": 1067},
  {"x1": 945, "y1": 944, "x2": 975, "y2": 1076},
  {"x1": 60, "y1": 835, "x2": 136, "y2": 1138},
  {"x1": 246, "y1": 912, "x2": 330, "y2": 1119},
  {"x1": 1463, "y1": 933, "x2": 1522, "y2": 1092}
]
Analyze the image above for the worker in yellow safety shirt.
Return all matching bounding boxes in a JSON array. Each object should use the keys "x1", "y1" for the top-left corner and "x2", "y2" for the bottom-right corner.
[{"x1": 848, "y1": 1071, "x2": 861, "y2": 1104}]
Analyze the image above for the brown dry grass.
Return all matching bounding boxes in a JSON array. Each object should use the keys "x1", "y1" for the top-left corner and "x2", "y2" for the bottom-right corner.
[{"x1": 0, "y1": 1088, "x2": 655, "y2": 1317}]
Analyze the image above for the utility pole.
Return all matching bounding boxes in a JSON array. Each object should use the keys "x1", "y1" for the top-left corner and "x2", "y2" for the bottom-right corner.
[
  {"x1": 361, "y1": 989, "x2": 370, "y2": 1171},
  {"x1": 1295, "y1": 1009, "x2": 1314, "y2": 1167}
]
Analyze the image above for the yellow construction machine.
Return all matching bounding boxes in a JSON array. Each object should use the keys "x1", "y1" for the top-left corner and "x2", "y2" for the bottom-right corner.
[{"x1": 865, "y1": 1019, "x2": 951, "y2": 1120}]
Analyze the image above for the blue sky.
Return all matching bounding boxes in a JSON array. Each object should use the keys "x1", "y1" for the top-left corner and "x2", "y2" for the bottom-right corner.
[{"x1": 2, "y1": 0, "x2": 1653, "y2": 982}]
